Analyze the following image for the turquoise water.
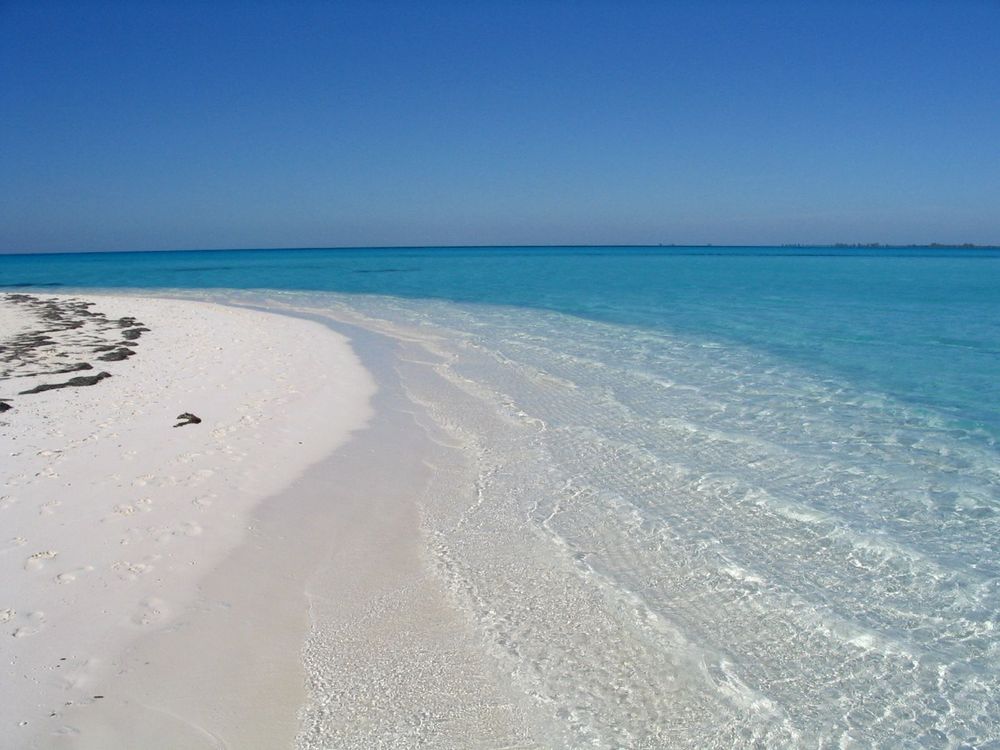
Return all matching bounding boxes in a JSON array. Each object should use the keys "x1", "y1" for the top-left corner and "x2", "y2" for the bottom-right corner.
[
  {"x1": 3, "y1": 247, "x2": 999, "y2": 442},
  {"x1": 4, "y1": 246, "x2": 1000, "y2": 747}
]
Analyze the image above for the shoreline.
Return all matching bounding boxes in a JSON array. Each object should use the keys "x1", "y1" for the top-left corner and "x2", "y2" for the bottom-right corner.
[
  {"x1": 5, "y1": 284, "x2": 998, "y2": 747},
  {"x1": 0, "y1": 292, "x2": 375, "y2": 746},
  {"x1": 38, "y1": 299, "x2": 529, "y2": 748}
]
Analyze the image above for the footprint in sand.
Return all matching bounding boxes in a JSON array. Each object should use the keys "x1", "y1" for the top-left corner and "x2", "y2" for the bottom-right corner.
[
  {"x1": 12, "y1": 610, "x2": 46, "y2": 638},
  {"x1": 1, "y1": 537, "x2": 28, "y2": 554},
  {"x1": 40, "y1": 500, "x2": 61, "y2": 515},
  {"x1": 188, "y1": 468, "x2": 215, "y2": 485},
  {"x1": 132, "y1": 474, "x2": 156, "y2": 488},
  {"x1": 111, "y1": 560, "x2": 154, "y2": 581},
  {"x1": 150, "y1": 521, "x2": 202, "y2": 544},
  {"x1": 221, "y1": 446, "x2": 246, "y2": 462},
  {"x1": 131, "y1": 597, "x2": 168, "y2": 626},
  {"x1": 107, "y1": 498, "x2": 153, "y2": 520},
  {"x1": 0, "y1": 495, "x2": 18, "y2": 511},
  {"x1": 57, "y1": 656, "x2": 100, "y2": 690},
  {"x1": 0, "y1": 608, "x2": 15, "y2": 623},
  {"x1": 24, "y1": 550, "x2": 58, "y2": 571},
  {"x1": 192, "y1": 493, "x2": 216, "y2": 509},
  {"x1": 55, "y1": 565, "x2": 94, "y2": 584},
  {"x1": 150, "y1": 527, "x2": 172, "y2": 544},
  {"x1": 117, "y1": 528, "x2": 145, "y2": 546}
]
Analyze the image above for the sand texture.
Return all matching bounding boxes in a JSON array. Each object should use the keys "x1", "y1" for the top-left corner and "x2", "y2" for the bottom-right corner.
[{"x1": 0, "y1": 293, "x2": 374, "y2": 745}]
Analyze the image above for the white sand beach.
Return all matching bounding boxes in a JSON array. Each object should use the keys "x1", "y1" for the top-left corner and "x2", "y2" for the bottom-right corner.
[
  {"x1": 0, "y1": 293, "x2": 374, "y2": 746},
  {"x1": 7, "y1": 286, "x2": 994, "y2": 749}
]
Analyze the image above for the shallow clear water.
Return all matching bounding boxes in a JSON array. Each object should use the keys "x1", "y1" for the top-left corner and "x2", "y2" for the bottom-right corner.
[{"x1": 3, "y1": 247, "x2": 1000, "y2": 746}]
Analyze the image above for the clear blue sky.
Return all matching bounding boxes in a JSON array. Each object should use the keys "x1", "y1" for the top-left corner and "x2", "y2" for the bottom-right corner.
[{"x1": 2, "y1": 0, "x2": 998, "y2": 252}]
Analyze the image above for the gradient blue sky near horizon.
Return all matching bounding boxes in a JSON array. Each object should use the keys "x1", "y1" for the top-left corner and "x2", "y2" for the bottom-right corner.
[{"x1": 1, "y1": 0, "x2": 999, "y2": 253}]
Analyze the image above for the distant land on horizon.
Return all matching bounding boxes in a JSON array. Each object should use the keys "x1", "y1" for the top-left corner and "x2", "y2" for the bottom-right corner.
[{"x1": 2, "y1": 242, "x2": 1000, "y2": 257}]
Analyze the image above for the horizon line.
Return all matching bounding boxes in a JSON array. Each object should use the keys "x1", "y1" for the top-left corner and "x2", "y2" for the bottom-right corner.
[{"x1": 2, "y1": 242, "x2": 1000, "y2": 258}]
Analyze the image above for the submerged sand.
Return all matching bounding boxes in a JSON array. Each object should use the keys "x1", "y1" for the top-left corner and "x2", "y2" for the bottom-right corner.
[{"x1": 0, "y1": 293, "x2": 374, "y2": 746}]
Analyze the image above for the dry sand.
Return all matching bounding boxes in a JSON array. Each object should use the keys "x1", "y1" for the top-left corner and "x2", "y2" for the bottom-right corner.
[{"x1": 0, "y1": 293, "x2": 374, "y2": 746}]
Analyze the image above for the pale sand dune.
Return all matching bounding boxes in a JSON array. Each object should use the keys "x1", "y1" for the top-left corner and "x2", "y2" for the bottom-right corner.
[{"x1": 0, "y1": 293, "x2": 374, "y2": 744}]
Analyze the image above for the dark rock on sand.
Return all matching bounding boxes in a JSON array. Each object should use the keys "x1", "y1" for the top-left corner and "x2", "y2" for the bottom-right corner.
[
  {"x1": 173, "y1": 412, "x2": 202, "y2": 427},
  {"x1": 19, "y1": 372, "x2": 112, "y2": 395},
  {"x1": 97, "y1": 348, "x2": 136, "y2": 362},
  {"x1": 10, "y1": 362, "x2": 94, "y2": 378},
  {"x1": 121, "y1": 327, "x2": 151, "y2": 341},
  {"x1": 46, "y1": 362, "x2": 94, "y2": 375}
]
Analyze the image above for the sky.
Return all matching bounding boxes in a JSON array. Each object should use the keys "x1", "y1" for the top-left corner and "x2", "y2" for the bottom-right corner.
[{"x1": 1, "y1": 0, "x2": 999, "y2": 252}]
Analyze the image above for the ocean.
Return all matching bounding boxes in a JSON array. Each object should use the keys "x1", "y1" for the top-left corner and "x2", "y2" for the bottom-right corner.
[{"x1": 3, "y1": 246, "x2": 999, "y2": 747}]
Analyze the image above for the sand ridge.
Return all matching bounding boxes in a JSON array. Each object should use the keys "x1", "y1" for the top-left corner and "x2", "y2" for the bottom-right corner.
[{"x1": 0, "y1": 292, "x2": 374, "y2": 742}]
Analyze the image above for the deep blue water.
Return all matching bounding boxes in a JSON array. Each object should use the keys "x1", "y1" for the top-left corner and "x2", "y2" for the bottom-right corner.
[{"x1": 3, "y1": 246, "x2": 999, "y2": 442}]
